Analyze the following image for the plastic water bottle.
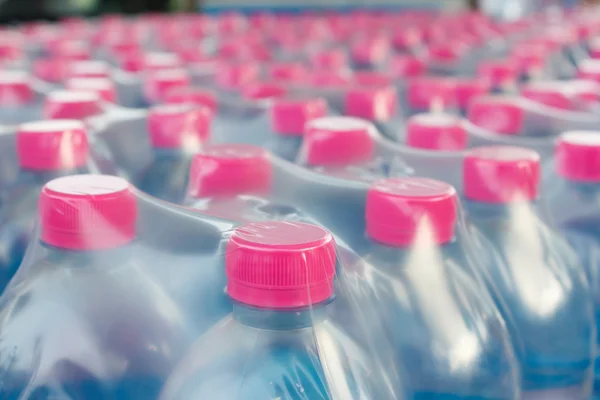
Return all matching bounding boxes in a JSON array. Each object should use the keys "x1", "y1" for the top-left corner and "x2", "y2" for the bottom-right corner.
[
  {"x1": 0, "y1": 120, "x2": 90, "y2": 293},
  {"x1": 0, "y1": 174, "x2": 190, "y2": 399},
  {"x1": 351, "y1": 176, "x2": 520, "y2": 398},
  {"x1": 545, "y1": 131, "x2": 600, "y2": 396},
  {"x1": 462, "y1": 146, "x2": 595, "y2": 397},
  {"x1": 159, "y1": 221, "x2": 393, "y2": 400},
  {"x1": 0, "y1": 71, "x2": 41, "y2": 126},
  {"x1": 133, "y1": 103, "x2": 211, "y2": 203}
]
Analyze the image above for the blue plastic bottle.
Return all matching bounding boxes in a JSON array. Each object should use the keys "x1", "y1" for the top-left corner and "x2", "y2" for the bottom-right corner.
[
  {"x1": 0, "y1": 175, "x2": 190, "y2": 399},
  {"x1": 159, "y1": 221, "x2": 396, "y2": 400},
  {"x1": 347, "y1": 176, "x2": 520, "y2": 398},
  {"x1": 0, "y1": 120, "x2": 90, "y2": 293},
  {"x1": 545, "y1": 131, "x2": 600, "y2": 397},
  {"x1": 463, "y1": 146, "x2": 595, "y2": 397},
  {"x1": 133, "y1": 103, "x2": 211, "y2": 203}
]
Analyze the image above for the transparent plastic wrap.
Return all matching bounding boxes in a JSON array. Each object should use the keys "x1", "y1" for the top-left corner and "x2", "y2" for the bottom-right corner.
[
  {"x1": 466, "y1": 94, "x2": 600, "y2": 158},
  {"x1": 0, "y1": 120, "x2": 108, "y2": 295},
  {"x1": 543, "y1": 131, "x2": 600, "y2": 395},
  {"x1": 461, "y1": 146, "x2": 595, "y2": 398},
  {"x1": 0, "y1": 174, "x2": 406, "y2": 400},
  {"x1": 0, "y1": 71, "x2": 49, "y2": 127}
]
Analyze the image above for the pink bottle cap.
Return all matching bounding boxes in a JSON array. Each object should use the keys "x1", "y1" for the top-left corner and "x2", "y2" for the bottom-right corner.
[
  {"x1": 478, "y1": 59, "x2": 518, "y2": 88},
  {"x1": 389, "y1": 55, "x2": 426, "y2": 78},
  {"x1": 216, "y1": 61, "x2": 260, "y2": 90},
  {"x1": 44, "y1": 90, "x2": 102, "y2": 120},
  {"x1": 17, "y1": 119, "x2": 89, "y2": 171},
  {"x1": 66, "y1": 78, "x2": 117, "y2": 103},
  {"x1": 143, "y1": 52, "x2": 183, "y2": 71},
  {"x1": 268, "y1": 62, "x2": 307, "y2": 83},
  {"x1": 467, "y1": 97, "x2": 523, "y2": 135},
  {"x1": 147, "y1": 103, "x2": 211, "y2": 149},
  {"x1": 453, "y1": 78, "x2": 490, "y2": 111},
  {"x1": 555, "y1": 131, "x2": 600, "y2": 182},
  {"x1": 427, "y1": 42, "x2": 464, "y2": 64},
  {"x1": 308, "y1": 71, "x2": 351, "y2": 88},
  {"x1": 407, "y1": 77, "x2": 455, "y2": 111},
  {"x1": 351, "y1": 35, "x2": 390, "y2": 65},
  {"x1": 33, "y1": 57, "x2": 69, "y2": 83},
  {"x1": 144, "y1": 68, "x2": 190, "y2": 103},
  {"x1": 40, "y1": 175, "x2": 136, "y2": 250},
  {"x1": 344, "y1": 85, "x2": 397, "y2": 121},
  {"x1": 406, "y1": 113, "x2": 467, "y2": 151},
  {"x1": 351, "y1": 71, "x2": 394, "y2": 87},
  {"x1": 521, "y1": 82, "x2": 572, "y2": 110},
  {"x1": 188, "y1": 144, "x2": 271, "y2": 198},
  {"x1": 242, "y1": 82, "x2": 287, "y2": 100},
  {"x1": 304, "y1": 116, "x2": 375, "y2": 166},
  {"x1": 271, "y1": 97, "x2": 327, "y2": 135},
  {"x1": 0, "y1": 71, "x2": 32, "y2": 105},
  {"x1": 164, "y1": 87, "x2": 217, "y2": 111},
  {"x1": 51, "y1": 39, "x2": 90, "y2": 61},
  {"x1": 226, "y1": 221, "x2": 336, "y2": 309},
  {"x1": 366, "y1": 177, "x2": 457, "y2": 247},
  {"x1": 463, "y1": 146, "x2": 540, "y2": 203},
  {"x1": 391, "y1": 26, "x2": 423, "y2": 50},
  {"x1": 311, "y1": 48, "x2": 347, "y2": 69},
  {"x1": 68, "y1": 60, "x2": 111, "y2": 79}
]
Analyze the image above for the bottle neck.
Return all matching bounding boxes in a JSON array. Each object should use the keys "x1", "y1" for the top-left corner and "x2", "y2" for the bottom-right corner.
[
  {"x1": 365, "y1": 237, "x2": 453, "y2": 274},
  {"x1": 19, "y1": 167, "x2": 89, "y2": 184},
  {"x1": 463, "y1": 198, "x2": 537, "y2": 220},
  {"x1": 42, "y1": 241, "x2": 134, "y2": 268},
  {"x1": 232, "y1": 301, "x2": 329, "y2": 330},
  {"x1": 151, "y1": 147, "x2": 193, "y2": 158}
]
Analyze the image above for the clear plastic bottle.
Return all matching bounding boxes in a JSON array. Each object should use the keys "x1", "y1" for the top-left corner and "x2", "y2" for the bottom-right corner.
[
  {"x1": 345, "y1": 177, "x2": 521, "y2": 398},
  {"x1": 0, "y1": 120, "x2": 90, "y2": 293},
  {"x1": 0, "y1": 175, "x2": 190, "y2": 399},
  {"x1": 0, "y1": 71, "x2": 42, "y2": 126},
  {"x1": 463, "y1": 146, "x2": 595, "y2": 397},
  {"x1": 159, "y1": 221, "x2": 395, "y2": 400},
  {"x1": 545, "y1": 132, "x2": 600, "y2": 396},
  {"x1": 133, "y1": 103, "x2": 211, "y2": 203}
]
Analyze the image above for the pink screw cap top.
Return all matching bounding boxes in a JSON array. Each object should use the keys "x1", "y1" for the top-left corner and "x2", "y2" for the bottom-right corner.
[
  {"x1": 467, "y1": 97, "x2": 523, "y2": 135},
  {"x1": 242, "y1": 82, "x2": 287, "y2": 100},
  {"x1": 39, "y1": 175, "x2": 136, "y2": 250},
  {"x1": 226, "y1": 221, "x2": 336, "y2": 309},
  {"x1": 478, "y1": 59, "x2": 518, "y2": 88},
  {"x1": 463, "y1": 146, "x2": 540, "y2": 203},
  {"x1": 351, "y1": 35, "x2": 390, "y2": 65},
  {"x1": 33, "y1": 57, "x2": 69, "y2": 83},
  {"x1": 0, "y1": 71, "x2": 32, "y2": 105},
  {"x1": 270, "y1": 97, "x2": 327, "y2": 135},
  {"x1": 216, "y1": 61, "x2": 260, "y2": 90},
  {"x1": 555, "y1": 131, "x2": 600, "y2": 182},
  {"x1": 407, "y1": 77, "x2": 455, "y2": 111},
  {"x1": 406, "y1": 113, "x2": 467, "y2": 151},
  {"x1": 17, "y1": 119, "x2": 89, "y2": 171},
  {"x1": 344, "y1": 85, "x2": 397, "y2": 122},
  {"x1": 66, "y1": 78, "x2": 116, "y2": 103},
  {"x1": 304, "y1": 116, "x2": 375, "y2": 167},
  {"x1": 521, "y1": 82, "x2": 572, "y2": 110},
  {"x1": 453, "y1": 78, "x2": 490, "y2": 111},
  {"x1": 366, "y1": 177, "x2": 458, "y2": 247},
  {"x1": 309, "y1": 71, "x2": 351, "y2": 89},
  {"x1": 44, "y1": 90, "x2": 102, "y2": 120},
  {"x1": 147, "y1": 103, "x2": 211, "y2": 149},
  {"x1": 68, "y1": 60, "x2": 111, "y2": 79},
  {"x1": 187, "y1": 144, "x2": 272, "y2": 198},
  {"x1": 164, "y1": 87, "x2": 217, "y2": 112},
  {"x1": 144, "y1": 68, "x2": 190, "y2": 103}
]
